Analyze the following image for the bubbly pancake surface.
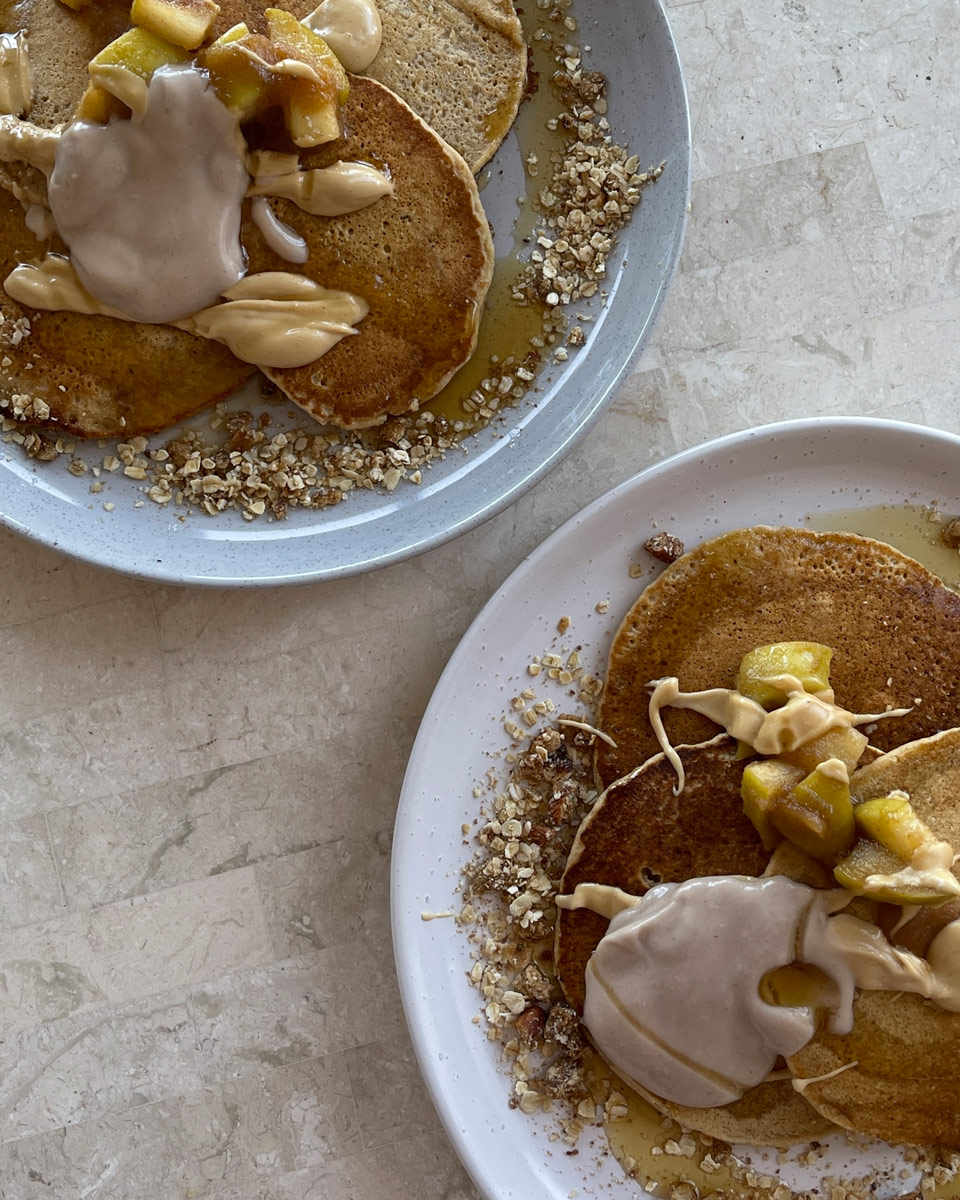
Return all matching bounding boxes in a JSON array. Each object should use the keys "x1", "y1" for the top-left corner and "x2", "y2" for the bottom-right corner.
[
  {"x1": 248, "y1": 76, "x2": 494, "y2": 428},
  {"x1": 788, "y1": 727, "x2": 960, "y2": 1148},
  {"x1": 365, "y1": 0, "x2": 526, "y2": 171},
  {"x1": 555, "y1": 736, "x2": 836, "y2": 1147},
  {"x1": 596, "y1": 527, "x2": 960, "y2": 788},
  {"x1": 0, "y1": 0, "x2": 498, "y2": 434}
]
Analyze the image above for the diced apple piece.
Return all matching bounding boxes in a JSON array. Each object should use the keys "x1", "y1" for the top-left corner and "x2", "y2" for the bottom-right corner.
[
  {"x1": 763, "y1": 840, "x2": 835, "y2": 889},
  {"x1": 89, "y1": 27, "x2": 190, "y2": 83},
  {"x1": 854, "y1": 793, "x2": 939, "y2": 862},
  {"x1": 74, "y1": 83, "x2": 129, "y2": 123},
  {"x1": 759, "y1": 963, "x2": 834, "y2": 1008},
  {"x1": 741, "y1": 759, "x2": 803, "y2": 851},
  {"x1": 200, "y1": 29, "x2": 273, "y2": 119},
  {"x1": 877, "y1": 896, "x2": 960, "y2": 956},
  {"x1": 781, "y1": 726, "x2": 868, "y2": 775},
  {"x1": 58, "y1": 0, "x2": 92, "y2": 10},
  {"x1": 736, "y1": 642, "x2": 833, "y2": 711},
  {"x1": 834, "y1": 837, "x2": 950, "y2": 904},
  {"x1": 768, "y1": 759, "x2": 855, "y2": 862},
  {"x1": 264, "y1": 8, "x2": 348, "y2": 146},
  {"x1": 131, "y1": 0, "x2": 221, "y2": 51}
]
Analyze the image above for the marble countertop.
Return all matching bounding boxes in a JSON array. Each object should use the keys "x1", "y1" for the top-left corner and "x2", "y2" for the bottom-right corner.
[{"x1": 2, "y1": 1, "x2": 958, "y2": 1196}]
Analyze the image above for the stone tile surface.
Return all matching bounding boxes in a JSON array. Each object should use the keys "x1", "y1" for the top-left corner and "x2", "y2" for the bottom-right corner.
[
  {"x1": 0, "y1": 991, "x2": 203, "y2": 1142},
  {"x1": 0, "y1": 870, "x2": 272, "y2": 1033},
  {"x1": 3, "y1": 2, "x2": 960, "y2": 1198}
]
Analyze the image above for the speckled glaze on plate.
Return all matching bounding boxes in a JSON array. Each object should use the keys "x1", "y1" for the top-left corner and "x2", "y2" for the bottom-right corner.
[
  {"x1": 0, "y1": 0, "x2": 690, "y2": 586},
  {"x1": 392, "y1": 417, "x2": 960, "y2": 1200}
]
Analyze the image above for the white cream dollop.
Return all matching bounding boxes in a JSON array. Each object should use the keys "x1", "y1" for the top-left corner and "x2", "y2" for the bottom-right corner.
[
  {"x1": 559, "y1": 873, "x2": 960, "y2": 1110},
  {"x1": 47, "y1": 63, "x2": 248, "y2": 324},
  {"x1": 566, "y1": 876, "x2": 854, "y2": 1108}
]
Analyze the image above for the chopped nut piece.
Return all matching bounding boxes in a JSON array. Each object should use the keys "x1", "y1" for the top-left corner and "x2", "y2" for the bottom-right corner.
[
  {"x1": 515, "y1": 1005, "x2": 547, "y2": 1047},
  {"x1": 942, "y1": 517, "x2": 960, "y2": 549},
  {"x1": 643, "y1": 531, "x2": 685, "y2": 563},
  {"x1": 544, "y1": 1005, "x2": 583, "y2": 1056}
]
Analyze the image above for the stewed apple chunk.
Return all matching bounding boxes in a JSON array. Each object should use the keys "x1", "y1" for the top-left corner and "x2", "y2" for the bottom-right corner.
[
  {"x1": 736, "y1": 642, "x2": 833, "y2": 710},
  {"x1": 131, "y1": 0, "x2": 221, "y2": 51},
  {"x1": 264, "y1": 8, "x2": 348, "y2": 146},
  {"x1": 199, "y1": 12, "x2": 348, "y2": 145},
  {"x1": 854, "y1": 793, "x2": 942, "y2": 863},
  {"x1": 200, "y1": 24, "x2": 273, "y2": 120},
  {"x1": 780, "y1": 725, "x2": 868, "y2": 775},
  {"x1": 833, "y1": 838, "x2": 951, "y2": 904},
  {"x1": 767, "y1": 760, "x2": 856, "y2": 862},
  {"x1": 741, "y1": 759, "x2": 802, "y2": 851},
  {"x1": 74, "y1": 83, "x2": 129, "y2": 123},
  {"x1": 87, "y1": 27, "x2": 190, "y2": 112}
]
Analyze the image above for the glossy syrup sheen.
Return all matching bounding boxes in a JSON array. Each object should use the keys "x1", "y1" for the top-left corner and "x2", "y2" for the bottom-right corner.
[
  {"x1": 424, "y1": 3, "x2": 575, "y2": 426},
  {"x1": 806, "y1": 503, "x2": 960, "y2": 590}
]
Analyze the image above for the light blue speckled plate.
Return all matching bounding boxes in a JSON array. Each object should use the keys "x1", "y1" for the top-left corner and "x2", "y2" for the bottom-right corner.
[{"x1": 0, "y1": 0, "x2": 690, "y2": 585}]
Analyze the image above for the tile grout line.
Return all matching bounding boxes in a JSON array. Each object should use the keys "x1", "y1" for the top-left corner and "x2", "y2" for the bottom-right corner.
[
  {"x1": 147, "y1": 587, "x2": 170, "y2": 685},
  {"x1": 42, "y1": 810, "x2": 68, "y2": 913},
  {"x1": 0, "y1": 582, "x2": 144, "y2": 635}
]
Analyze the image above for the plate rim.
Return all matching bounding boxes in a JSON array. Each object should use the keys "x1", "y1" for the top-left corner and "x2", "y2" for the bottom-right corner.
[
  {"x1": 391, "y1": 414, "x2": 960, "y2": 1200},
  {"x1": 0, "y1": 0, "x2": 691, "y2": 588}
]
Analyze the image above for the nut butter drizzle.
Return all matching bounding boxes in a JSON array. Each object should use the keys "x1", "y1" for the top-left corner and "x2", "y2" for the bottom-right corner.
[
  {"x1": 0, "y1": 114, "x2": 58, "y2": 174},
  {"x1": 647, "y1": 675, "x2": 913, "y2": 793},
  {"x1": 0, "y1": 32, "x2": 31, "y2": 116},
  {"x1": 301, "y1": 0, "x2": 381, "y2": 71},
  {"x1": 246, "y1": 152, "x2": 394, "y2": 215},
  {"x1": 5, "y1": 256, "x2": 368, "y2": 368},
  {"x1": 250, "y1": 196, "x2": 308, "y2": 263},
  {"x1": 181, "y1": 273, "x2": 367, "y2": 368}
]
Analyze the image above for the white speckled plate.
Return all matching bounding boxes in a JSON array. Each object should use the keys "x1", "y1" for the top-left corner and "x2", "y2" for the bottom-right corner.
[
  {"x1": 392, "y1": 417, "x2": 960, "y2": 1200},
  {"x1": 0, "y1": 0, "x2": 690, "y2": 586}
]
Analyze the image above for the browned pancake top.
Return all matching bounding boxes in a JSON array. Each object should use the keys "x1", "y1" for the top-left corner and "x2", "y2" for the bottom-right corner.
[
  {"x1": 0, "y1": 0, "x2": 494, "y2": 434},
  {"x1": 596, "y1": 527, "x2": 960, "y2": 788},
  {"x1": 249, "y1": 76, "x2": 494, "y2": 428},
  {"x1": 557, "y1": 736, "x2": 767, "y2": 1013},
  {"x1": 788, "y1": 728, "x2": 960, "y2": 1148}
]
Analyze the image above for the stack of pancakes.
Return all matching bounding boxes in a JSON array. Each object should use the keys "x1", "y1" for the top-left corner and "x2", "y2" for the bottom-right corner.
[
  {"x1": 555, "y1": 527, "x2": 960, "y2": 1149},
  {"x1": 0, "y1": 0, "x2": 526, "y2": 435}
]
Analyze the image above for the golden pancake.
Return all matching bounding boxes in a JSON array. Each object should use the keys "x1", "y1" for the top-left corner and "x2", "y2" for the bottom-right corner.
[
  {"x1": 555, "y1": 736, "x2": 836, "y2": 1147},
  {"x1": 365, "y1": 0, "x2": 525, "y2": 172},
  {"x1": 787, "y1": 728, "x2": 960, "y2": 1148},
  {"x1": 248, "y1": 76, "x2": 494, "y2": 427},
  {"x1": 210, "y1": 0, "x2": 526, "y2": 172},
  {"x1": 596, "y1": 527, "x2": 960, "y2": 789},
  {"x1": 0, "y1": 186, "x2": 255, "y2": 438},
  {"x1": 0, "y1": 0, "x2": 494, "y2": 434}
]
